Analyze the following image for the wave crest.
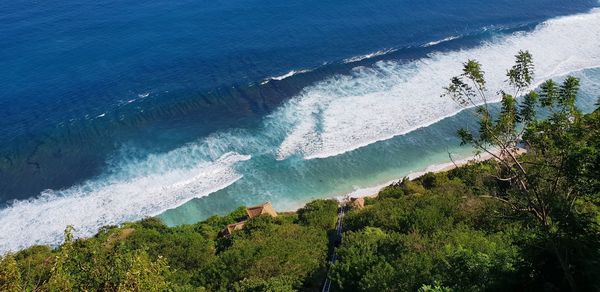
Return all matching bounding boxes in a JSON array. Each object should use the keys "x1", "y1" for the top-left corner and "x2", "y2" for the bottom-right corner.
[
  {"x1": 343, "y1": 48, "x2": 398, "y2": 64},
  {"x1": 274, "y1": 9, "x2": 600, "y2": 160},
  {"x1": 0, "y1": 151, "x2": 250, "y2": 253}
]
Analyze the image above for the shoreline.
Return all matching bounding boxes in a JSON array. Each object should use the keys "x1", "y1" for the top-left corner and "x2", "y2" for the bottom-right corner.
[
  {"x1": 274, "y1": 150, "x2": 499, "y2": 214},
  {"x1": 278, "y1": 150, "x2": 499, "y2": 214},
  {"x1": 339, "y1": 151, "x2": 498, "y2": 200}
]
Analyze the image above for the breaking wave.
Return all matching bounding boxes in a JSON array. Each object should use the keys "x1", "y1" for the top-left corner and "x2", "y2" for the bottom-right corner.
[
  {"x1": 0, "y1": 148, "x2": 250, "y2": 252},
  {"x1": 343, "y1": 48, "x2": 398, "y2": 64},
  {"x1": 261, "y1": 69, "x2": 312, "y2": 84},
  {"x1": 423, "y1": 35, "x2": 461, "y2": 47},
  {"x1": 274, "y1": 9, "x2": 600, "y2": 160}
]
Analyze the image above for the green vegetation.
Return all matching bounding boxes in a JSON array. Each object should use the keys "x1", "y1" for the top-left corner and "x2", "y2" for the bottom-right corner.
[
  {"x1": 331, "y1": 164, "x2": 524, "y2": 291},
  {"x1": 330, "y1": 52, "x2": 600, "y2": 291},
  {"x1": 1, "y1": 53, "x2": 598, "y2": 291},
  {"x1": 1, "y1": 200, "x2": 338, "y2": 291}
]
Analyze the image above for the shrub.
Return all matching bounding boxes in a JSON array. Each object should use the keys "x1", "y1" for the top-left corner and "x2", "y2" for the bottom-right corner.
[{"x1": 297, "y1": 199, "x2": 338, "y2": 230}]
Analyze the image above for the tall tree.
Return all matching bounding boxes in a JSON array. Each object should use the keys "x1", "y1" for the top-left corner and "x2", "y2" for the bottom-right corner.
[{"x1": 443, "y1": 51, "x2": 600, "y2": 291}]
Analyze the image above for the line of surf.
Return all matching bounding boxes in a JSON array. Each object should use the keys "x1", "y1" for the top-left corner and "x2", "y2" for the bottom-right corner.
[
  {"x1": 273, "y1": 8, "x2": 600, "y2": 161},
  {"x1": 0, "y1": 149, "x2": 250, "y2": 253},
  {"x1": 343, "y1": 48, "x2": 398, "y2": 64},
  {"x1": 422, "y1": 35, "x2": 461, "y2": 47},
  {"x1": 261, "y1": 69, "x2": 312, "y2": 85}
]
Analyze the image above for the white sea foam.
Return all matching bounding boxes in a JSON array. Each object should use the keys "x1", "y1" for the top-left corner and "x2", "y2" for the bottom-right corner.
[
  {"x1": 261, "y1": 69, "x2": 312, "y2": 84},
  {"x1": 423, "y1": 35, "x2": 461, "y2": 47},
  {"x1": 343, "y1": 48, "x2": 398, "y2": 63},
  {"x1": 274, "y1": 9, "x2": 600, "y2": 160},
  {"x1": 0, "y1": 151, "x2": 250, "y2": 253}
]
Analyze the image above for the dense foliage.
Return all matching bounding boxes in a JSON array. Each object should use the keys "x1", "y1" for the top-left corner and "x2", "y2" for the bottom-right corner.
[
  {"x1": 331, "y1": 165, "x2": 524, "y2": 291},
  {"x1": 1, "y1": 200, "x2": 338, "y2": 291}
]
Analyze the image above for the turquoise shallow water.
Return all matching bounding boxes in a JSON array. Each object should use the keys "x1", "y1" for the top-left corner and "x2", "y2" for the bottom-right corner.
[
  {"x1": 160, "y1": 67, "x2": 600, "y2": 225},
  {"x1": 159, "y1": 115, "x2": 476, "y2": 225}
]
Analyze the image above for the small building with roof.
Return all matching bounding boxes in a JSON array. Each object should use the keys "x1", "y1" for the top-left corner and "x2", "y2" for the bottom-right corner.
[
  {"x1": 219, "y1": 202, "x2": 278, "y2": 236},
  {"x1": 246, "y1": 202, "x2": 278, "y2": 218},
  {"x1": 350, "y1": 197, "x2": 365, "y2": 209},
  {"x1": 220, "y1": 221, "x2": 247, "y2": 237}
]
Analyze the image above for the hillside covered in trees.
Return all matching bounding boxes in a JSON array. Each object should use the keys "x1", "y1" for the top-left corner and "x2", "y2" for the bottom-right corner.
[{"x1": 1, "y1": 53, "x2": 599, "y2": 291}]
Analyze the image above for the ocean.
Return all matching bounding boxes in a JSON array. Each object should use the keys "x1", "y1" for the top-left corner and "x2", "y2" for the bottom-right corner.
[{"x1": 1, "y1": 0, "x2": 600, "y2": 252}]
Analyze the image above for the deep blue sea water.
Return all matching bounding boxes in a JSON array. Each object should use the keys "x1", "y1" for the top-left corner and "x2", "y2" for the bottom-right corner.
[{"x1": 1, "y1": 0, "x2": 599, "y2": 251}]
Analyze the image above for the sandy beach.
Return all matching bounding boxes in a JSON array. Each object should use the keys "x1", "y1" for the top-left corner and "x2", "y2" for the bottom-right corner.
[{"x1": 342, "y1": 151, "x2": 498, "y2": 200}]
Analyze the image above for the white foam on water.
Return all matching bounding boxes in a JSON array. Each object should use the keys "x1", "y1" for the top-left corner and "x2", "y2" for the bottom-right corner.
[
  {"x1": 423, "y1": 35, "x2": 461, "y2": 47},
  {"x1": 343, "y1": 48, "x2": 398, "y2": 63},
  {"x1": 274, "y1": 9, "x2": 600, "y2": 160},
  {"x1": 0, "y1": 150, "x2": 250, "y2": 253},
  {"x1": 261, "y1": 69, "x2": 312, "y2": 84}
]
